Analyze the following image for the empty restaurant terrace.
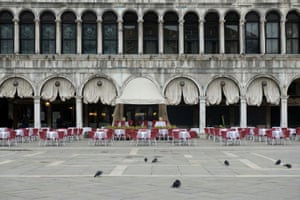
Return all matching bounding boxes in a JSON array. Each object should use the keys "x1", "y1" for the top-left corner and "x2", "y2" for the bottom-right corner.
[{"x1": 0, "y1": 127, "x2": 300, "y2": 199}]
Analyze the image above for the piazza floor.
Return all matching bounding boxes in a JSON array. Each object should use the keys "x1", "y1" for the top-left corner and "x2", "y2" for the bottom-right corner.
[{"x1": 0, "y1": 137, "x2": 299, "y2": 200}]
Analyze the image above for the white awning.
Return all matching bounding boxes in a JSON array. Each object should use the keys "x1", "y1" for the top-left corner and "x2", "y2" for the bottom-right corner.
[
  {"x1": 115, "y1": 77, "x2": 166, "y2": 104},
  {"x1": 0, "y1": 78, "x2": 33, "y2": 98}
]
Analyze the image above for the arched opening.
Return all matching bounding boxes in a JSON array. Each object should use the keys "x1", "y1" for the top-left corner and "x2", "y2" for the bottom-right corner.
[
  {"x1": 165, "y1": 78, "x2": 199, "y2": 128},
  {"x1": 205, "y1": 78, "x2": 240, "y2": 127},
  {"x1": 0, "y1": 77, "x2": 34, "y2": 128},
  {"x1": 40, "y1": 78, "x2": 76, "y2": 128},
  {"x1": 246, "y1": 78, "x2": 281, "y2": 127},
  {"x1": 287, "y1": 78, "x2": 300, "y2": 127},
  {"x1": 82, "y1": 77, "x2": 117, "y2": 128}
]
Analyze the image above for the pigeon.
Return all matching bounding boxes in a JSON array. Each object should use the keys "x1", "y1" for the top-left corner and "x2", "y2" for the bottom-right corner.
[
  {"x1": 274, "y1": 159, "x2": 281, "y2": 165},
  {"x1": 94, "y1": 170, "x2": 103, "y2": 177},
  {"x1": 224, "y1": 160, "x2": 230, "y2": 166},
  {"x1": 171, "y1": 179, "x2": 181, "y2": 188},
  {"x1": 144, "y1": 157, "x2": 148, "y2": 162},
  {"x1": 283, "y1": 164, "x2": 292, "y2": 168},
  {"x1": 152, "y1": 158, "x2": 158, "y2": 163}
]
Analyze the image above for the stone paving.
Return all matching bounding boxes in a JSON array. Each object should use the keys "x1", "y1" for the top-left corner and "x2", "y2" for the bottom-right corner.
[{"x1": 0, "y1": 137, "x2": 300, "y2": 200}]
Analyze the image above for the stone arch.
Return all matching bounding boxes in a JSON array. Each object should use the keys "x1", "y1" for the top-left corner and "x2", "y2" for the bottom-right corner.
[
  {"x1": 164, "y1": 76, "x2": 200, "y2": 105},
  {"x1": 205, "y1": 77, "x2": 240, "y2": 105}
]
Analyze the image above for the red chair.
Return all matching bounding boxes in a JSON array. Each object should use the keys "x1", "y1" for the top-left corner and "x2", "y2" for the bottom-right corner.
[
  {"x1": 7, "y1": 130, "x2": 17, "y2": 147},
  {"x1": 39, "y1": 130, "x2": 48, "y2": 146},
  {"x1": 57, "y1": 130, "x2": 66, "y2": 145}
]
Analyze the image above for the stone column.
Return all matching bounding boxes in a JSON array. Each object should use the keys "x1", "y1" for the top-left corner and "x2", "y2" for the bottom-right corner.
[
  {"x1": 219, "y1": 19, "x2": 225, "y2": 54},
  {"x1": 118, "y1": 19, "x2": 123, "y2": 54},
  {"x1": 34, "y1": 96, "x2": 41, "y2": 128},
  {"x1": 35, "y1": 19, "x2": 40, "y2": 54},
  {"x1": 260, "y1": 19, "x2": 265, "y2": 54},
  {"x1": 281, "y1": 20, "x2": 286, "y2": 54},
  {"x1": 138, "y1": 18, "x2": 143, "y2": 54},
  {"x1": 97, "y1": 19, "x2": 102, "y2": 54},
  {"x1": 55, "y1": 19, "x2": 61, "y2": 54},
  {"x1": 76, "y1": 19, "x2": 82, "y2": 54},
  {"x1": 280, "y1": 96, "x2": 288, "y2": 128},
  {"x1": 179, "y1": 19, "x2": 184, "y2": 54},
  {"x1": 158, "y1": 18, "x2": 164, "y2": 54},
  {"x1": 239, "y1": 20, "x2": 245, "y2": 54},
  {"x1": 199, "y1": 19, "x2": 204, "y2": 54},
  {"x1": 13, "y1": 19, "x2": 19, "y2": 54},
  {"x1": 76, "y1": 96, "x2": 83, "y2": 128},
  {"x1": 199, "y1": 96, "x2": 206, "y2": 135},
  {"x1": 240, "y1": 96, "x2": 247, "y2": 128}
]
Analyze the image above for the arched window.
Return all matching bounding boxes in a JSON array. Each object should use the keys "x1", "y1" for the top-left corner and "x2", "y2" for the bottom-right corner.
[
  {"x1": 20, "y1": 11, "x2": 35, "y2": 54},
  {"x1": 82, "y1": 11, "x2": 97, "y2": 54},
  {"x1": 204, "y1": 12, "x2": 219, "y2": 54},
  {"x1": 164, "y1": 11, "x2": 178, "y2": 54},
  {"x1": 245, "y1": 11, "x2": 260, "y2": 54},
  {"x1": 102, "y1": 11, "x2": 118, "y2": 54},
  {"x1": 61, "y1": 12, "x2": 76, "y2": 54},
  {"x1": 143, "y1": 11, "x2": 158, "y2": 54},
  {"x1": 0, "y1": 11, "x2": 14, "y2": 54},
  {"x1": 266, "y1": 11, "x2": 280, "y2": 54},
  {"x1": 123, "y1": 11, "x2": 138, "y2": 54},
  {"x1": 184, "y1": 12, "x2": 199, "y2": 54},
  {"x1": 286, "y1": 11, "x2": 300, "y2": 54},
  {"x1": 225, "y1": 11, "x2": 239, "y2": 54},
  {"x1": 40, "y1": 11, "x2": 56, "y2": 54}
]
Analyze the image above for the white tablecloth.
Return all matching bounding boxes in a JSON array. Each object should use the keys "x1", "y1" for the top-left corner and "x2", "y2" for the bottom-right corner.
[
  {"x1": 259, "y1": 128, "x2": 267, "y2": 136},
  {"x1": 94, "y1": 131, "x2": 107, "y2": 139},
  {"x1": 137, "y1": 129, "x2": 150, "y2": 139},
  {"x1": 226, "y1": 130, "x2": 239, "y2": 140},
  {"x1": 272, "y1": 130, "x2": 283, "y2": 139},
  {"x1": 47, "y1": 131, "x2": 58, "y2": 140},
  {"x1": 114, "y1": 129, "x2": 125, "y2": 136},
  {"x1": 179, "y1": 130, "x2": 190, "y2": 140},
  {"x1": 158, "y1": 129, "x2": 168, "y2": 136},
  {"x1": 154, "y1": 121, "x2": 166, "y2": 127},
  {"x1": 0, "y1": 131, "x2": 9, "y2": 139},
  {"x1": 15, "y1": 129, "x2": 24, "y2": 137}
]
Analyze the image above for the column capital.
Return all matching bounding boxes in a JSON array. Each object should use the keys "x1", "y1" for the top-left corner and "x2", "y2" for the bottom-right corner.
[
  {"x1": 158, "y1": 19, "x2": 164, "y2": 24},
  {"x1": 97, "y1": 19, "x2": 103, "y2": 23},
  {"x1": 178, "y1": 19, "x2": 184, "y2": 24},
  {"x1": 13, "y1": 18, "x2": 19, "y2": 23},
  {"x1": 240, "y1": 19, "x2": 245, "y2": 25},
  {"x1": 117, "y1": 19, "x2": 123, "y2": 24},
  {"x1": 280, "y1": 20, "x2": 286, "y2": 24},
  {"x1": 75, "y1": 95, "x2": 83, "y2": 100},
  {"x1": 55, "y1": 19, "x2": 61, "y2": 23},
  {"x1": 34, "y1": 96, "x2": 41, "y2": 101},
  {"x1": 138, "y1": 19, "x2": 144, "y2": 23},
  {"x1": 219, "y1": 19, "x2": 225, "y2": 24},
  {"x1": 199, "y1": 96, "x2": 206, "y2": 101},
  {"x1": 260, "y1": 20, "x2": 266, "y2": 24},
  {"x1": 281, "y1": 95, "x2": 289, "y2": 100},
  {"x1": 34, "y1": 19, "x2": 40, "y2": 24},
  {"x1": 199, "y1": 19, "x2": 205, "y2": 24},
  {"x1": 76, "y1": 19, "x2": 82, "y2": 24}
]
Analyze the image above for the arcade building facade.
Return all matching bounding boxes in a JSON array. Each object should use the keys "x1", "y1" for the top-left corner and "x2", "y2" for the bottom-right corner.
[{"x1": 0, "y1": 0, "x2": 300, "y2": 133}]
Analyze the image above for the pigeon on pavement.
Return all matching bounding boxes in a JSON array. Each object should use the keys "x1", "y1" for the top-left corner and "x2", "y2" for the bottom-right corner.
[
  {"x1": 94, "y1": 170, "x2": 103, "y2": 177},
  {"x1": 172, "y1": 179, "x2": 181, "y2": 188},
  {"x1": 224, "y1": 160, "x2": 230, "y2": 166},
  {"x1": 275, "y1": 159, "x2": 281, "y2": 165}
]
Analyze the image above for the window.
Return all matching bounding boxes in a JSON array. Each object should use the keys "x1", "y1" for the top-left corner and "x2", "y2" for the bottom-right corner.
[
  {"x1": 286, "y1": 11, "x2": 300, "y2": 54},
  {"x1": 164, "y1": 11, "x2": 178, "y2": 54},
  {"x1": 184, "y1": 12, "x2": 199, "y2": 54},
  {"x1": 0, "y1": 11, "x2": 14, "y2": 54},
  {"x1": 20, "y1": 11, "x2": 35, "y2": 54},
  {"x1": 61, "y1": 12, "x2": 76, "y2": 54},
  {"x1": 82, "y1": 11, "x2": 97, "y2": 54},
  {"x1": 245, "y1": 11, "x2": 260, "y2": 54},
  {"x1": 123, "y1": 12, "x2": 138, "y2": 54},
  {"x1": 143, "y1": 12, "x2": 158, "y2": 54},
  {"x1": 266, "y1": 11, "x2": 280, "y2": 54},
  {"x1": 225, "y1": 11, "x2": 239, "y2": 54},
  {"x1": 40, "y1": 11, "x2": 56, "y2": 54},
  {"x1": 102, "y1": 11, "x2": 118, "y2": 54},
  {"x1": 204, "y1": 12, "x2": 219, "y2": 54}
]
